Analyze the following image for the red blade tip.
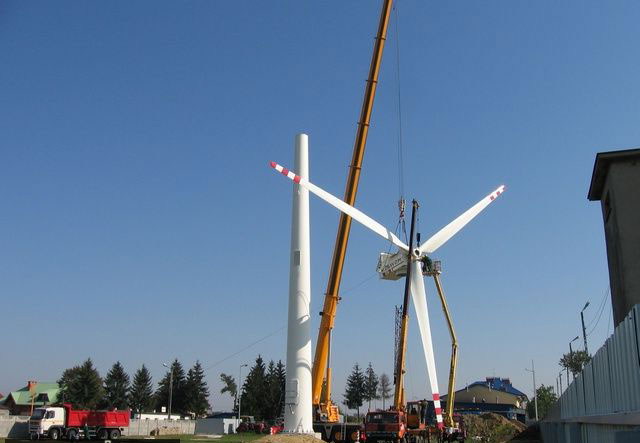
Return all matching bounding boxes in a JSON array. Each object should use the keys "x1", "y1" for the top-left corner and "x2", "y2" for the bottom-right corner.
[{"x1": 269, "y1": 161, "x2": 276, "y2": 168}]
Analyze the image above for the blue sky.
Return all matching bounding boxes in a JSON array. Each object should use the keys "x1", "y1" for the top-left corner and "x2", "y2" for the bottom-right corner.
[{"x1": 2, "y1": 0, "x2": 639, "y2": 411}]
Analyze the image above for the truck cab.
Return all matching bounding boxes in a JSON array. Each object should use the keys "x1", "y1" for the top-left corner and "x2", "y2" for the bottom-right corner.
[
  {"x1": 29, "y1": 407, "x2": 66, "y2": 439},
  {"x1": 364, "y1": 410, "x2": 405, "y2": 443}
]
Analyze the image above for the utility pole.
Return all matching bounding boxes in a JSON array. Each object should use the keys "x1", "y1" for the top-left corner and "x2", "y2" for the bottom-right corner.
[
  {"x1": 569, "y1": 336, "x2": 579, "y2": 382},
  {"x1": 525, "y1": 361, "x2": 538, "y2": 421},
  {"x1": 162, "y1": 363, "x2": 174, "y2": 420},
  {"x1": 558, "y1": 372, "x2": 563, "y2": 394},
  {"x1": 581, "y1": 301, "x2": 590, "y2": 356},
  {"x1": 238, "y1": 363, "x2": 248, "y2": 425}
]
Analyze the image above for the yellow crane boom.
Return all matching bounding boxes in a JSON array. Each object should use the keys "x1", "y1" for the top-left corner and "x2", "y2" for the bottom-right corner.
[{"x1": 311, "y1": 0, "x2": 394, "y2": 422}]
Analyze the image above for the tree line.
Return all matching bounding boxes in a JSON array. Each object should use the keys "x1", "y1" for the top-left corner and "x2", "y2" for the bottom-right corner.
[
  {"x1": 219, "y1": 355, "x2": 286, "y2": 421},
  {"x1": 57, "y1": 358, "x2": 210, "y2": 417},
  {"x1": 343, "y1": 363, "x2": 391, "y2": 419},
  {"x1": 218, "y1": 358, "x2": 391, "y2": 421}
]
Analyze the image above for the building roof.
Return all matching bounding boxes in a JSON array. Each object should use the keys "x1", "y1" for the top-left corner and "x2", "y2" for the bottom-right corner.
[
  {"x1": 588, "y1": 148, "x2": 640, "y2": 201},
  {"x1": 1, "y1": 383, "x2": 60, "y2": 406},
  {"x1": 443, "y1": 377, "x2": 527, "y2": 400}
]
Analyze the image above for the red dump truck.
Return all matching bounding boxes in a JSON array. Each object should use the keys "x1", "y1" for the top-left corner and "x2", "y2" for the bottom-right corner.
[{"x1": 29, "y1": 403, "x2": 130, "y2": 440}]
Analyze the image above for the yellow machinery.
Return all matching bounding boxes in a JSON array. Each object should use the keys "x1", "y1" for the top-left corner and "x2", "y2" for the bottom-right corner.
[
  {"x1": 425, "y1": 259, "x2": 462, "y2": 436},
  {"x1": 311, "y1": 0, "x2": 394, "y2": 429}
]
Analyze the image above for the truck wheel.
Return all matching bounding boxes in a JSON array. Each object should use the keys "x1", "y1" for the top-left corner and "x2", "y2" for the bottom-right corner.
[
  {"x1": 67, "y1": 429, "x2": 77, "y2": 441},
  {"x1": 109, "y1": 429, "x2": 121, "y2": 440},
  {"x1": 332, "y1": 430, "x2": 342, "y2": 442},
  {"x1": 97, "y1": 429, "x2": 109, "y2": 440},
  {"x1": 49, "y1": 429, "x2": 60, "y2": 440}
]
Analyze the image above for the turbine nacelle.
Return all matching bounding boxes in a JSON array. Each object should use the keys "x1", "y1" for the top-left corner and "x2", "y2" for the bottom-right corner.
[{"x1": 377, "y1": 251, "x2": 443, "y2": 280}]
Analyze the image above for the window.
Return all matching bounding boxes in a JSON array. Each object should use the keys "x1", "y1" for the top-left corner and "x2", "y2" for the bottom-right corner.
[{"x1": 45, "y1": 411, "x2": 55, "y2": 419}]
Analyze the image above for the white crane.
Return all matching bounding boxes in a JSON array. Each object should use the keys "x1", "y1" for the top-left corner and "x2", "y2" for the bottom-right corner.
[{"x1": 270, "y1": 160, "x2": 505, "y2": 430}]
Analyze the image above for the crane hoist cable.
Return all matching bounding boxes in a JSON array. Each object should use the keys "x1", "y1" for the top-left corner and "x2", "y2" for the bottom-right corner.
[{"x1": 393, "y1": 1, "x2": 408, "y2": 245}]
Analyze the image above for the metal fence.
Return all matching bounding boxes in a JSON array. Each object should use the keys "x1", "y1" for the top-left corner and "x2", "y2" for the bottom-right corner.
[{"x1": 541, "y1": 305, "x2": 640, "y2": 442}]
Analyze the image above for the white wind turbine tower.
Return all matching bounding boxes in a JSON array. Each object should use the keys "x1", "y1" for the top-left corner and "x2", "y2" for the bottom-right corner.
[{"x1": 270, "y1": 160, "x2": 505, "y2": 431}]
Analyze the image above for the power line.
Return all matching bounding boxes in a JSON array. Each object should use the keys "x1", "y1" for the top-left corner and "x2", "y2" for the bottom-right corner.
[
  {"x1": 204, "y1": 272, "x2": 379, "y2": 371},
  {"x1": 204, "y1": 325, "x2": 286, "y2": 371},
  {"x1": 587, "y1": 287, "x2": 610, "y2": 336},
  {"x1": 585, "y1": 286, "x2": 609, "y2": 329}
]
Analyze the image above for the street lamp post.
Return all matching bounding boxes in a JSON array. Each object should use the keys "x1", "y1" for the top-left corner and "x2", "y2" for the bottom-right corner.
[
  {"x1": 525, "y1": 360, "x2": 538, "y2": 421},
  {"x1": 569, "y1": 336, "x2": 579, "y2": 382},
  {"x1": 162, "y1": 363, "x2": 174, "y2": 420},
  {"x1": 581, "y1": 301, "x2": 590, "y2": 356},
  {"x1": 558, "y1": 371, "x2": 563, "y2": 394},
  {"x1": 237, "y1": 364, "x2": 248, "y2": 428}
]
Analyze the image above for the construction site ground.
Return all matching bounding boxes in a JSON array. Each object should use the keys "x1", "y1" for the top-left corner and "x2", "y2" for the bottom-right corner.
[
  {"x1": 462, "y1": 413, "x2": 541, "y2": 443},
  {"x1": 256, "y1": 434, "x2": 325, "y2": 443}
]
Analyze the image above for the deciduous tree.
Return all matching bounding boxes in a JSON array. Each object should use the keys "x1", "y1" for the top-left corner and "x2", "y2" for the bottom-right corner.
[
  {"x1": 526, "y1": 385, "x2": 557, "y2": 420},
  {"x1": 559, "y1": 350, "x2": 591, "y2": 376},
  {"x1": 378, "y1": 373, "x2": 391, "y2": 409},
  {"x1": 219, "y1": 373, "x2": 237, "y2": 411}
]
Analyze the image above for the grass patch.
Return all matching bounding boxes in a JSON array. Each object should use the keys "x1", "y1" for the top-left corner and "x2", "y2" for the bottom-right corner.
[{"x1": 154, "y1": 433, "x2": 264, "y2": 443}]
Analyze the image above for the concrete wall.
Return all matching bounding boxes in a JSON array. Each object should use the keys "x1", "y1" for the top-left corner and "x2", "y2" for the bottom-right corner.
[
  {"x1": 600, "y1": 160, "x2": 640, "y2": 326},
  {"x1": 195, "y1": 418, "x2": 238, "y2": 435},
  {"x1": 124, "y1": 418, "x2": 195, "y2": 436},
  {"x1": 0, "y1": 416, "x2": 29, "y2": 438},
  {"x1": 0, "y1": 416, "x2": 196, "y2": 438}
]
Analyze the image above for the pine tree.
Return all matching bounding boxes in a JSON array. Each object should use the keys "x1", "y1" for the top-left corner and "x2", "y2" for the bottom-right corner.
[
  {"x1": 103, "y1": 362, "x2": 130, "y2": 410},
  {"x1": 58, "y1": 359, "x2": 104, "y2": 409},
  {"x1": 130, "y1": 365, "x2": 154, "y2": 413},
  {"x1": 240, "y1": 355, "x2": 267, "y2": 419},
  {"x1": 155, "y1": 359, "x2": 186, "y2": 415},
  {"x1": 378, "y1": 373, "x2": 392, "y2": 409},
  {"x1": 363, "y1": 363, "x2": 379, "y2": 411},
  {"x1": 343, "y1": 363, "x2": 365, "y2": 419},
  {"x1": 185, "y1": 361, "x2": 210, "y2": 417},
  {"x1": 265, "y1": 361, "x2": 283, "y2": 420},
  {"x1": 275, "y1": 360, "x2": 286, "y2": 417}
]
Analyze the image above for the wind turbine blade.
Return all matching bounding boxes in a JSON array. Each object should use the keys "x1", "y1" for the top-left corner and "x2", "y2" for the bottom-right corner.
[
  {"x1": 270, "y1": 161, "x2": 409, "y2": 251},
  {"x1": 418, "y1": 185, "x2": 506, "y2": 255},
  {"x1": 409, "y1": 260, "x2": 443, "y2": 430}
]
